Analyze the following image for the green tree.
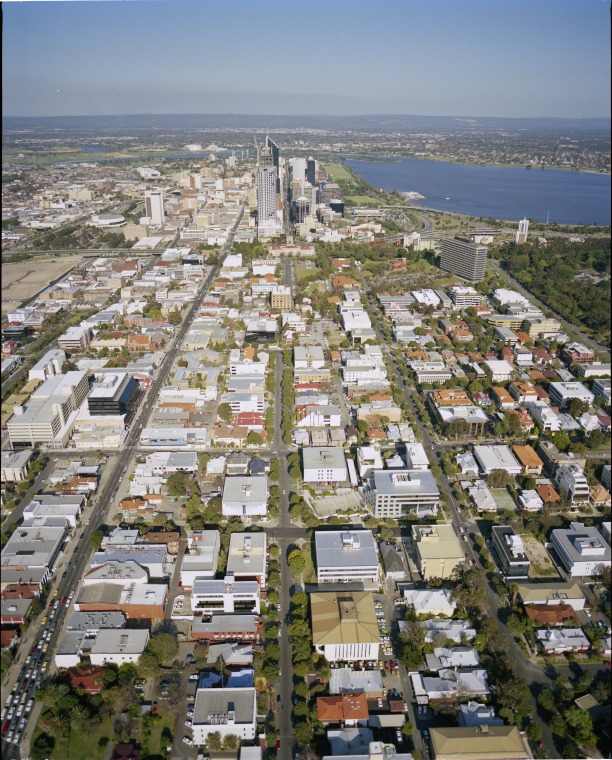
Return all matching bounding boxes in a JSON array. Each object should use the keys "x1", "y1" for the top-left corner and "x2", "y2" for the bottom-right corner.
[
  {"x1": 217, "y1": 402, "x2": 233, "y2": 423},
  {"x1": 246, "y1": 431, "x2": 263, "y2": 446},
  {"x1": 147, "y1": 632, "x2": 178, "y2": 662},
  {"x1": 89, "y1": 529, "x2": 104, "y2": 550},
  {"x1": 554, "y1": 431, "x2": 571, "y2": 452},
  {"x1": 288, "y1": 548, "x2": 306, "y2": 576}
]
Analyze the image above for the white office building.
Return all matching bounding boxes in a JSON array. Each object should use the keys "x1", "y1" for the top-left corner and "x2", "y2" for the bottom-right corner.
[
  {"x1": 145, "y1": 189, "x2": 165, "y2": 226},
  {"x1": 221, "y1": 476, "x2": 268, "y2": 517},
  {"x1": 550, "y1": 522, "x2": 611, "y2": 577},
  {"x1": 191, "y1": 575, "x2": 260, "y2": 615},
  {"x1": 303, "y1": 447, "x2": 348, "y2": 484},
  {"x1": 315, "y1": 530, "x2": 381, "y2": 585},
  {"x1": 473, "y1": 445, "x2": 522, "y2": 476},
  {"x1": 365, "y1": 470, "x2": 440, "y2": 518},
  {"x1": 192, "y1": 688, "x2": 257, "y2": 745},
  {"x1": 89, "y1": 629, "x2": 150, "y2": 666}
]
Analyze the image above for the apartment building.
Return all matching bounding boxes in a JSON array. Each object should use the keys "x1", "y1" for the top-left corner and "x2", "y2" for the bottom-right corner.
[
  {"x1": 551, "y1": 522, "x2": 611, "y2": 577},
  {"x1": 556, "y1": 465, "x2": 590, "y2": 505},
  {"x1": 311, "y1": 591, "x2": 380, "y2": 663},
  {"x1": 439, "y1": 237, "x2": 487, "y2": 282}
]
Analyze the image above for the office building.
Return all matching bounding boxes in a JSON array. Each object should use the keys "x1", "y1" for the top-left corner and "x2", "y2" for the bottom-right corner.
[
  {"x1": 429, "y1": 726, "x2": 530, "y2": 760},
  {"x1": 439, "y1": 237, "x2": 487, "y2": 282},
  {"x1": 191, "y1": 688, "x2": 257, "y2": 745},
  {"x1": 550, "y1": 522, "x2": 611, "y2": 577},
  {"x1": 491, "y1": 526, "x2": 530, "y2": 578},
  {"x1": 222, "y1": 476, "x2": 268, "y2": 517},
  {"x1": 180, "y1": 530, "x2": 221, "y2": 589},
  {"x1": 88, "y1": 373, "x2": 138, "y2": 416},
  {"x1": 306, "y1": 157, "x2": 317, "y2": 186},
  {"x1": 191, "y1": 575, "x2": 260, "y2": 615},
  {"x1": 144, "y1": 189, "x2": 165, "y2": 226},
  {"x1": 310, "y1": 591, "x2": 380, "y2": 663},
  {"x1": 411, "y1": 524, "x2": 464, "y2": 580},
  {"x1": 315, "y1": 530, "x2": 381, "y2": 585},
  {"x1": 227, "y1": 532, "x2": 267, "y2": 588},
  {"x1": 365, "y1": 470, "x2": 440, "y2": 519},
  {"x1": 548, "y1": 382, "x2": 595, "y2": 410},
  {"x1": 303, "y1": 448, "x2": 348, "y2": 484},
  {"x1": 270, "y1": 285, "x2": 292, "y2": 311}
]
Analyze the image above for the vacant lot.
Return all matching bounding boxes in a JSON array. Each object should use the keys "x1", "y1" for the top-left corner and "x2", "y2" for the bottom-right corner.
[
  {"x1": 521, "y1": 532, "x2": 560, "y2": 579},
  {"x1": 1, "y1": 256, "x2": 81, "y2": 312}
]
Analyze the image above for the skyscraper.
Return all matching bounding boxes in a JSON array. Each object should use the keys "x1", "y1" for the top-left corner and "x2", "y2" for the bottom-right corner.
[
  {"x1": 256, "y1": 165, "x2": 278, "y2": 234},
  {"x1": 440, "y1": 237, "x2": 488, "y2": 282},
  {"x1": 516, "y1": 218, "x2": 529, "y2": 244},
  {"x1": 306, "y1": 157, "x2": 317, "y2": 186},
  {"x1": 144, "y1": 189, "x2": 165, "y2": 226}
]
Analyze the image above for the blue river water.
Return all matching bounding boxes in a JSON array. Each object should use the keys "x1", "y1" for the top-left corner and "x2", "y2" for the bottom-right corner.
[{"x1": 344, "y1": 156, "x2": 611, "y2": 226}]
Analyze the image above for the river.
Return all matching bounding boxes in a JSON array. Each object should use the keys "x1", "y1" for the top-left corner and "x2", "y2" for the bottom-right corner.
[{"x1": 344, "y1": 156, "x2": 611, "y2": 226}]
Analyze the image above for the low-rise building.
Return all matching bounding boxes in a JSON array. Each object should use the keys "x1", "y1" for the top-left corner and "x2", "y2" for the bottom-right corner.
[
  {"x1": 89, "y1": 628, "x2": 150, "y2": 666},
  {"x1": 191, "y1": 687, "x2": 257, "y2": 745},
  {"x1": 536, "y1": 628, "x2": 590, "y2": 654},
  {"x1": 550, "y1": 522, "x2": 611, "y2": 577},
  {"x1": 311, "y1": 591, "x2": 380, "y2": 663},
  {"x1": 191, "y1": 613, "x2": 262, "y2": 642},
  {"x1": 315, "y1": 530, "x2": 381, "y2": 586},
  {"x1": 556, "y1": 465, "x2": 590, "y2": 505},
  {"x1": 516, "y1": 581, "x2": 585, "y2": 611},
  {"x1": 473, "y1": 445, "x2": 522, "y2": 476},
  {"x1": 402, "y1": 588, "x2": 456, "y2": 617},
  {"x1": 411, "y1": 524, "x2": 464, "y2": 580},
  {"x1": 548, "y1": 382, "x2": 595, "y2": 410},
  {"x1": 303, "y1": 447, "x2": 348, "y2": 484},
  {"x1": 227, "y1": 532, "x2": 267, "y2": 588},
  {"x1": 191, "y1": 575, "x2": 260, "y2": 615},
  {"x1": 221, "y1": 476, "x2": 267, "y2": 517},
  {"x1": 0, "y1": 450, "x2": 34, "y2": 483},
  {"x1": 491, "y1": 526, "x2": 530, "y2": 579},
  {"x1": 180, "y1": 530, "x2": 221, "y2": 589},
  {"x1": 365, "y1": 470, "x2": 440, "y2": 519},
  {"x1": 512, "y1": 445, "x2": 544, "y2": 476},
  {"x1": 429, "y1": 726, "x2": 531, "y2": 760},
  {"x1": 410, "y1": 668, "x2": 490, "y2": 704}
]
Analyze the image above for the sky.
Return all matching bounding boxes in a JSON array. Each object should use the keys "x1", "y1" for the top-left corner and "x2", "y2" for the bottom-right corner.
[{"x1": 2, "y1": 0, "x2": 611, "y2": 118}]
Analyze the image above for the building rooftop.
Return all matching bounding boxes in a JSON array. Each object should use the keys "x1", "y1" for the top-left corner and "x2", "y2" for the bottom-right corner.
[
  {"x1": 192, "y1": 687, "x2": 256, "y2": 726},
  {"x1": 371, "y1": 469, "x2": 440, "y2": 496},
  {"x1": 90, "y1": 628, "x2": 149, "y2": 656},
  {"x1": 227, "y1": 532, "x2": 266, "y2": 577},
  {"x1": 311, "y1": 591, "x2": 379, "y2": 646},
  {"x1": 430, "y1": 725, "x2": 530, "y2": 760},
  {"x1": 315, "y1": 530, "x2": 379, "y2": 571}
]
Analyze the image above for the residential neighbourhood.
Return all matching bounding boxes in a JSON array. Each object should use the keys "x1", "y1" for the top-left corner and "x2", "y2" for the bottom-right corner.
[{"x1": 1, "y1": 137, "x2": 611, "y2": 760}]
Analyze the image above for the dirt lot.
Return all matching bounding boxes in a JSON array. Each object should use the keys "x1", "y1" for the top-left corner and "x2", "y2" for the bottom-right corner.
[
  {"x1": 1, "y1": 255, "x2": 82, "y2": 312},
  {"x1": 520, "y1": 532, "x2": 560, "y2": 579}
]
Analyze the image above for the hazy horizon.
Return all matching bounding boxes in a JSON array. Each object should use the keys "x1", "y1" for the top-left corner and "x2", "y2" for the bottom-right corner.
[{"x1": 3, "y1": 0, "x2": 610, "y2": 119}]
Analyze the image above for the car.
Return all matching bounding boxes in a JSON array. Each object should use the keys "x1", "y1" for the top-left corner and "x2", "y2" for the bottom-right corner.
[
  {"x1": 384, "y1": 661, "x2": 389, "y2": 670},
  {"x1": 25, "y1": 669, "x2": 32, "y2": 679},
  {"x1": 6, "y1": 707, "x2": 15, "y2": 720},
  {"x1": 185, "y1": 654, "x2": 195, "y2": 664},
  {"x1": 585, "y1": 609, "x2": 592, "y2": 617},
  {"x1": 276, "y1": 741, "x2": 281, "y2": 750},
  {"x1": 604, "y1": 660, "x2": 611, "y2": 668},
  {"x1": 422, "y1": 730, "x2": 429, "y2": 742},
  {"x1": 472, "y1": 559, "x2": 477, "y2": 566},
  {"x1": 61, "y1": 596, "x2": 67, "y2": 605},
  {"x1": 277, "y1": 603, "x2": 282, "y2": 611},
  {"x1": 396, "y1": 729, "x2": 403, "y2": 743},
  {"x1": 378, "y1": 660, "x2": 384, "y2": 669},
  {"x1": 184, "y1": 719, "x2": 193, "y2": 728},
  {"x1": 418, "y1": 705, "x2": 424, "y2": 715},
  {"x1": 182, "y1": 736, "x2": 193, "y2": 745},
  {"x1": 41, "y1": 616, "x2": 47, "y2": 625},
  {"x1": 188, "y1": 674, "x2": 199, "y2": 682},
  {"x1": 2, "y1": 721, "x2": 10, "y2": 735},
  {"x1": 404, "y1": 702, "x2": 409, "y2": 711},
  {"x1": 53, "y1": 589, "x2": 59, "y2": 598},
  {"x1": 16, "y1": 704, "x2": 24, "y2": 717}
]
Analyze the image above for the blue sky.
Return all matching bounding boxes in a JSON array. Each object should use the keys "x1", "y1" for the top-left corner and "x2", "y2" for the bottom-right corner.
[{"x1": 2, "y1": 0, "x2": 610, "y2": 117}]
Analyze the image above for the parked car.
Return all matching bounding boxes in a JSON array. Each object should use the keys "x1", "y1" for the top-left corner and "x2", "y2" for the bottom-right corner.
[
  {"x1": 184, "y1": 719, "x2": 193, "y2": 728},
  {"x1": 182, "y1": 736, "x2": 193, "y2": 745}
]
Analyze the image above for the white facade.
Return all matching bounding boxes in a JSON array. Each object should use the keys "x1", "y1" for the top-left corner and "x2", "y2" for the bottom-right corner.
[
  {"x1": 89, "y1": 629, "x2": 150, "y2": 665},
  {"x1": 222, "y1": 476, "x2": 268, "y2": 517},
  {"x1": 557, "y1": 465, "x2": 590, "y2": 505},
  {"x1": 315, "y1": 530, "x2": 381, "y2": 585},
  {"x1": 192, "y1": 688, "x2": 257, "y2": 745},
  {"x1": 473, "y1": 445, "x2": 522, "y2": 476},
  {"x1": 303, "y1": 448, "x2": 348, "y2": 484},
  {"x1": 191, "y1": 576, "x2": 260, "y2": 615},
  {"x1": 551, "y1": 522, "x2": 611, "y2": 577},
  {"x1": 145, "y1": 189, "x2": 165, "y2": 226}
]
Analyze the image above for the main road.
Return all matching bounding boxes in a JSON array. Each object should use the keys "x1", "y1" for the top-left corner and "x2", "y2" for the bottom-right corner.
[
  {"x1": 363, "y1": 286, "x2": 564, "y2": 758},
  {"x1": 3, "y1": 206, "x2": 244, "y2": 760}
]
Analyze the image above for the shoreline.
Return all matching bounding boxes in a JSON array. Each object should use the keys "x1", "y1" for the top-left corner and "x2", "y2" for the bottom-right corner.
[{"x1": 341, "y1": 153, "x2": 611, "y2": 176}]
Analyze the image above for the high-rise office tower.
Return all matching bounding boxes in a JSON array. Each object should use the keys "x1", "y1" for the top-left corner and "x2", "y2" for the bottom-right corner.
[
  {"x1": 440, "y1": 237, "x2": 488, "y2": 282},
  {"x1": 265, "y1": 136, "x2": 280, "y2": 170},
  {"x1": 516, "y1": 217, "x2": 529, "y2": 244},
  {"x1": 144, "y1": 189, "x2": 165, "y2": 226},
  {"x1": 306, "y1": 157, "x2": 317, "y2": 186},
  {"x1": 256, "y1": 166, "x2": 278, "y2": 225}
]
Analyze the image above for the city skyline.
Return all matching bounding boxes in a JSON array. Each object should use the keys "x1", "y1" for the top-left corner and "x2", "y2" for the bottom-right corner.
[{"x1": 2, "y1": 0, "x2": 611, "y2": 119}]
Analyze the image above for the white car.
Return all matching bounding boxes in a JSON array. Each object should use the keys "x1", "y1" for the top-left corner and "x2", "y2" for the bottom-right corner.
[
  {"x1": 183, "y1": 736, "x2": 193, "y2": 745},
  {"x1": 184, "y1": 719, "x2": 193, "y2": 728}
]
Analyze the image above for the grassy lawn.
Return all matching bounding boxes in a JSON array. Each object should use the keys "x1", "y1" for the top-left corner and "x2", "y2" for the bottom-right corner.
[
  {"x1": 31, "y1": 713, "x2": 115, "y2": 760},
  {"x1": 490, "y1": 488, "x2": 518, "y2": 513},
  {"x1": 345, "y1": 195, "x2": 381, "y2": 205},
  {"x1": 296, "y1": 264, "x2": 321, "y2": 283},
  {"x1": 323, "y1": 162, "x2": 353, "y2": 182},
  {"x1": 134, "y1": 706, "x2": 176, "y2": 758}
]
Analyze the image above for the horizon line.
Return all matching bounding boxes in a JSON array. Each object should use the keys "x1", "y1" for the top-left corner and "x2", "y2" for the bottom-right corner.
[{"x1": 2, "y1": 111, "x2": 611, "y2": 121}]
